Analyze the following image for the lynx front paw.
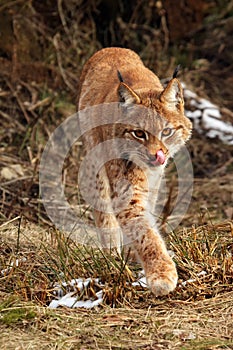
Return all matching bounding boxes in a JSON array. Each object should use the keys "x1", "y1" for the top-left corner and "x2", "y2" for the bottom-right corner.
[{"x1": 146, "y1": 263, "x2": 178, "y2": 296}]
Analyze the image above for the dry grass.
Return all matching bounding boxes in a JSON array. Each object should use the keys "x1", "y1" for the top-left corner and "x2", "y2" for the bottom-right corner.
[
  {"x1": 0, "y1": 292, "x2": 233, "y2": 349},
  {"x1": 1, "y1": 220, "x2": 233, "y2": 305},
  {"x1": 0, "y1": 220, "x2": 233, "y2": 349}
]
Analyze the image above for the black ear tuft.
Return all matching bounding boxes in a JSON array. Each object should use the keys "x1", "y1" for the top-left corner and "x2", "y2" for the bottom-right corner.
[
  {"x1": 173, "y1": 65, "x2": 181, "y2": 79},
  {"x1": 160, "y1": 78, "x2": 184, "y2": 110},
  {"x1": 118, "y1": 83, "x2": 141, "y2": 105},
  {"x1": 117, "y1": 70, "x2": 124, "y2": 82}
]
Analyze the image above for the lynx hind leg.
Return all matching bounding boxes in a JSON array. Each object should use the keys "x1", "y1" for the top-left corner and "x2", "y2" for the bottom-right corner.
[
  {"x1": 94, "y1": 210, "x2": 123, "y2": 250},
  {"x1": 135, "y1": 229, "x2": 178, "y2": 296}
]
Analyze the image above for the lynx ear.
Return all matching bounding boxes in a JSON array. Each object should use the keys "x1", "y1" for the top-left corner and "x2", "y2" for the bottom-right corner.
[
  {"x1": 118, "y1": 82, "x2": 141, "y2": 106},
  {"x1": 160, "y1": 78, "x2": 184, "y2": 110}
]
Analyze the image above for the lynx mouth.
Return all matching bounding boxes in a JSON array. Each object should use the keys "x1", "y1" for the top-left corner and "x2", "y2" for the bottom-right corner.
[
  {"x1": 147, "y1": 149, "x2": 166, "y2": 167},
  {"x1": 121, "y1": 151, "x2": 166, "y2": 168}
]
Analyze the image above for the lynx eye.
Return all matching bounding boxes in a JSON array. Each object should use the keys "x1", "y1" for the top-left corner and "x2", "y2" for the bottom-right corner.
[
  {"x1": 162, "y1": 127, "x2": 173, "y2": 137},
  {"x1": 131, "y1": 130, "x2": 148, "y2": 141}
]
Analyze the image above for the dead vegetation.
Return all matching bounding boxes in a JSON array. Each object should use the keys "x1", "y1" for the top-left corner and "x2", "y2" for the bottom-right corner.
[
  {"x1": 0, "y1": 0, "x2": 233, "y2": 349},
  {"x1": 0, "y1": 219, "x2": 232, "y2": 305},
  {"x1": 0, "y1": 219, "x2": 232, "y2": 349},
  {"x1": 0, "y1": 291, "x2": 233, "y2": 349}
]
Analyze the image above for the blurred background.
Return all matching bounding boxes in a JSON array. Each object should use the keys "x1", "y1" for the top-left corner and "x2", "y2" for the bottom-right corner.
[{"x1": 0, "y1": 0, "x2": 232, "y2": 225}]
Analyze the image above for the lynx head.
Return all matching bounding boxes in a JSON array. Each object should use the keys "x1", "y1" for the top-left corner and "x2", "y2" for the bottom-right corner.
[{"x1": 116, "y1": 71, "x2": 192, "y2": 168}]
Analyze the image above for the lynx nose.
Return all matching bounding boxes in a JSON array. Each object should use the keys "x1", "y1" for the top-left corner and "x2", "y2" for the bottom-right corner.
[{"x1": 156, "y1": 149, "x2": 165, "y2": 165}]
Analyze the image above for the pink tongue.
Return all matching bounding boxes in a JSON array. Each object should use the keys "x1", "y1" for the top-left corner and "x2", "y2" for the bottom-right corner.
[{"x1": 156, "y1": 149, "x2": 165, "y2": 165}]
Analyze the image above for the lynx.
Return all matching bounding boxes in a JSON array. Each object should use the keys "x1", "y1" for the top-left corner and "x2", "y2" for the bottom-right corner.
[{"x1": 77, "y1": 48, "x2": 192, "y2": 296}]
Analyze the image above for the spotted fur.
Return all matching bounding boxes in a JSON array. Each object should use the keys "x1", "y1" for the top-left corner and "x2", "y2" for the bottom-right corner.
[{"x1": 77, "y1": 48, "x2": 192, "y2": 296}]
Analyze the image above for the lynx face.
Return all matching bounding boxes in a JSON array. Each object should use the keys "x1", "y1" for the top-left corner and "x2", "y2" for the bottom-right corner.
[
  {"x1": 110, "y1": 77, "x2": 191, "y2": 172},
  {"x1": 77, "y1": 47, "x2": 192, "y2": 296}
]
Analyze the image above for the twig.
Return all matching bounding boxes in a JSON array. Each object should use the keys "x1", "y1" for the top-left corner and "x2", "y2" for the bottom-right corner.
[
  {"x1": 1, "y1": 176, "x2": 33, "y2": 186},
  {"x1": 57, "y1": 0, "x2": 72, "y2": 42},
  {"x1": 16, "y1": 216, "x2": 22, "y2": 253},
  {"x1": 53, "y1": 33, "x2": 76, "y2": 92},
  {"x1": 0, "y1": 216, "x2": 21, "y2": 229},
  {"x1": 26, "y1": 97, "x2": 52, "y2": 112},
  {"x1": 6, "y1": 80, "x2": 31, "y2": 124}
]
